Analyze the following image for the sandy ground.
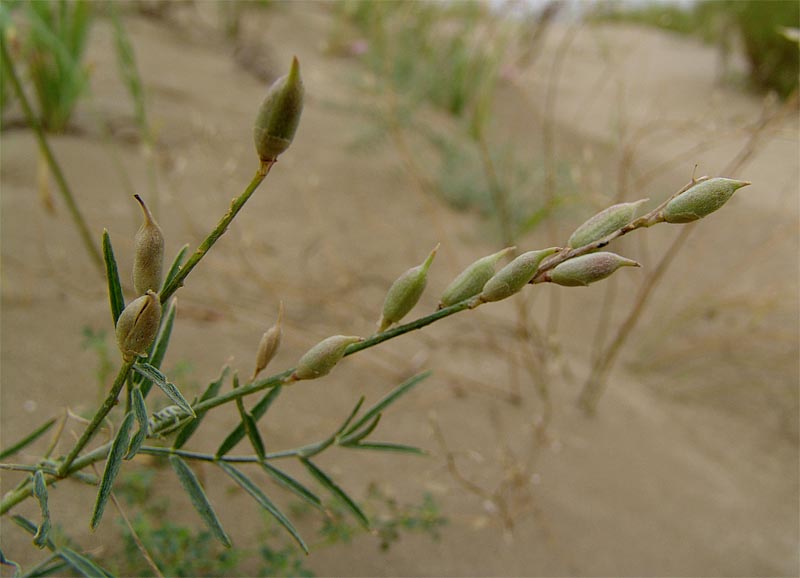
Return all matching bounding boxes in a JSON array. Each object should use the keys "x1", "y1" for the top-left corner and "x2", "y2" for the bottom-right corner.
[{"x1": 1, "y1": 3, "x2": 798, "y2": 576}]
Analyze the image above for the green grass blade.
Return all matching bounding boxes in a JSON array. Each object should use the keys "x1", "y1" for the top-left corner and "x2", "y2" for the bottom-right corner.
[
  {"x1": 0, "y1": 547, "x2": 21, "y2": 577},
  {"x1": 138, "y1": 298, "x2": 177, "y2": 396},
  {"x1": 102, "y1": 230, "x2": 125, "y2": 325},
  {"x1": 24, "y1": 555, "x2": 68, "y2": 578},
  {"x1": 345, "y1": 442, "x2": 426, "y2": 455},
  {"x1": 339, "y1": 414, "x2": 381, "y2": 446},
  {"x1": 32, "y1": 471, "x2": 50, "y2": 549},
  {"x1": 233, "y1": 374, "x2": 266, "y2": 459},
  {"x1": 173, "y1": 367, "x2": 229, "y2": 449},
  {"x1": 161, "y1": 244, "x2": 189, "y2": 294},
  {"x1": 125, "y1": 387, "x2": 148, "y2": 460},
  {"x1": 216, "y1": 385, "x2": 281, "y2": 457},
  {"x1": 300, "y1": 458, "x2": 369, "y2": 529},
  {"x1": 132, "y1": 363, "x2": 195, "y2": 418},
  {"x1": 12, "y1": 516, "x2": 54, "y2": 550},
  {"x1": 168, "y1": 456, "x2": 231, "y2": 548},
  {"x1": 259, "y1": 461, "x2": 323, "y2": 511},
  {"x1": 344, "y1": 371, "x2": 430, "y2": 436},
  {"x1": 217, "y1": 462, "x2": 308, "y2": 553},
  {"x1": 0, "y1": 418, "x2": 56, "y2": 460},
  {"x1": 58, "y1": 548, "x2": 114, "y2": 578},
  {"x1": 90, "y1": 412, "x2": 135, "y2": 529}
]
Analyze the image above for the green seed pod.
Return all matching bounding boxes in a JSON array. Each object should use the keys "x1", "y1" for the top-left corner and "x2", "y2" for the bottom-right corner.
[
  {"x1": 292, "y1": 335, "x2": 364, "y2": 381},
  {"x1": 253, "y1": 56, "x2": 304, "y2": 162},
  {"x1": 567, "y1": 198, "x2": 649, "y2": 248},
  {"x1": 378, "y1": 244, "x2": 439, "y2": 332},
  {"x1": 479, "y1": 248, "x2": 559, "y2": 303},
  {"x1": 253, "y1": 302, "x2": 283, "y2": 380},
  {"x1": 439, "y1": 247, "x2": 516, "y2": 308},
  {"x1": 663, "y1": 178, "x2": 751, "y2": 224},
  {"x1": 133, "y1": 195, "x2": 165, "y2": 296},
  {"x1": 548, "y1": 252, "x2": 640, "y2": 287},
  {"x1": 116, "y1": 290, "x2": 162, "y2": 361}
]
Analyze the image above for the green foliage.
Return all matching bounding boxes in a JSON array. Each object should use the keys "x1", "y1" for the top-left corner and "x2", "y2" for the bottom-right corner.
[
  {"x1": 589, "y1": 0, "x2": 799, "y2": 98},
  {"x1": 20, "y1": 0, "x2": 94, "y2": 132}
]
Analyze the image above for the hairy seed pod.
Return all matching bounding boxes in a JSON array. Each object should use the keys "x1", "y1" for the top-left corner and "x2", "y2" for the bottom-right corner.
[
  {"x1": 663, "y1": 177, "x2": 751, "y2": 223},
  {"x1": 253, "y1": 302, "x2": 283, "y2": 380},
  {"x1": 133, "y1": 195, "x2": 165, "y2": 296},
  {"x1": 548, "y1": 252, "x2": 640, "y2": 287},
  {"x1": 116, "y1": 290, "x2": 162, "y2": 361},
  {"x1": 567, "y1": 198, "x2": 649, "y2": 248},
  {"x1": 480, "y1": 248, "x2": 559, "y2": 303},
  {"x1": 253, "y1": 56, "x2": 304, "y2": 162},
  {"x1": 439, "y1": 247, "x2": 516, "y2": 308},
  {"x1": 292, "y1": 335, "x2": 364, "y2": 381},
  {"x1": 378, "y1": 244, "x2": 439, "y2": 332}
]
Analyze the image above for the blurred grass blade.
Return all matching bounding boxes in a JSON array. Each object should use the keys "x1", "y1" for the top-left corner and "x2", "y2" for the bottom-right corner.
[
  {"x1": 0, "y1": 418, "x2": 56, "y2": 460},
  {"x1": 233, "y1": 374, "x2": 265, "y2": 459},
  {"x1": 90, "y1": 412, "x2": 134, "y2": 529},
  {"x1": 300, "y1": 458, "x2": 369, "y2": 529},
  {"x1": 259, "y1": 461, "x2": 323, "y2": 511},
  {"x1": 24, "y1": 555, "x2": 69, "y2": 578},
  {"x1": 138, "y1": 298, "x2": 177, "y2": 397},
  {"x1": 102, "y1": 230, "x2": 125, "y2": 325},
  {"x1": 217, "y1": 462, "x2": 308, "y2": 553},
  {"x1": 345, "y1": 441, "x2": 426, "y2": 455},
  {"x1": 12, "y1": 515, "x2": 54, "y2": 550},
  {"x1": 133, "y1": 363, "x2": 195, "y2": 418},
  {"x1": 162, "y1": 244, "x2": 189, "y2": 293},
  {"x1": 0, "y1": 547, "x2": 21, "y2": 577},
  {"x1": 216, "y1": 385, "x2": 281, "y2": 457},
  {"x1": 344, "y1": 371, "x2": 430, "y2": 436},
  {"x1": 108, "y1": 1, "x2": 148, "y2": 136},
  {"x1": 169, "y1": 456, "x2": 231, "y2": 548},
  {"x1": 339, "y1": 414, "x2": 381, "y2": 446},
  {"x1": 125, "y1": 388, "x2": 148, "y2": 460},
  {"x1": 57, "y1": 548, "x2": 114, "y2": 578},
  {"x1": 32, "y1": 471, "x2": 50, "y2": 549},
  {"x1": 173, "y1": 367, "x2": 229, "y2": 449}
]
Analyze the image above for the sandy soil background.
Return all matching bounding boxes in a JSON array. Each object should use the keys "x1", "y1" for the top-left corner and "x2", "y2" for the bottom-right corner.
[{"x1": 1, "y1": 3, "x2": 798, "y2": 576}]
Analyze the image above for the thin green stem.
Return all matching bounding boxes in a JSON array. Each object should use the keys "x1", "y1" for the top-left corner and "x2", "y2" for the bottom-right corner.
[
  {"x1": 0, "y1": 34, "x2": 103, "y2": 271},
  {"x1": 57, "y1": 360, "x2": 134, "y2": 476},
  {"x1": 159, "y1": 162, "x2": 273, "y2": 303}
]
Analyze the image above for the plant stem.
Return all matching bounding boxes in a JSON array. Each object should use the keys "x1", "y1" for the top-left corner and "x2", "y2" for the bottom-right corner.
[
  {"x1": 57, "y1": 360, "x2": 134, "y2": 476},
  {"x1": 159, "y1": 162, "x2": 273, "y2": 302},
  {"x1": 0, "y1": 34, "x2": 103, "y2": 272}
]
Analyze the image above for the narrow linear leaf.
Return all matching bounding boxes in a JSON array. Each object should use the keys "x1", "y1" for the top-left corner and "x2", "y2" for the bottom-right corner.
[
  {"x1": 125, "y1": 388, "x2": 148, "y2": 460},
  {"x1": 300, "y1": 458, "x2": 369, "y2": 529},
  {"x1": 335, "y1": 397, "x2": 365, "y2": 438},
  {"x1": 259, "y1": 461, "x2": 323, "y2": 511},
  {"x1": 91, "y1": 412, "x2": 135, "y2": 529},
  {"x1": 0, "y1": 547, "x2": 21, "y2": 577},
  {"x1": 0, "y1": 418, "x2": 56, "y2": 460},
  {"x1": 32, "y1": 471, "x2": 50, "y2": 549},
  {"x1": 339, "y1": 414, "x2": 381, "y2": 446},
  {"x1": 137, "y1": 298, "x2": 177, "y2": 396},
  {"x1": 25, "y1": 556, "x2": 68, "y2": 578},
  {"x1": 217, "y1": 462, "x2": 308, "y2": 553},
  {"x1": 168, "y1": 456, "x2": 231, "y2": 548},
  {"x1": 162, "y1": 244, "x2": 189, "y2": 293},
  {"x1": 173, "y1": 367, "x2": 229, "y2": 449},
  {"x1": 133, "y1": 363, "x2": 195, "y2": 418},
  {"x1": 58, "y1": 548, "x2": 115, "y2": 578},
  {"x1": 102, "y1": 230, "x2": 125, "y2": 325},
  {"x1": 345, "y1": 441, "x2": 426, "y2": 455},
  {"x1": 296, "y1": 397, "x2": 366, "y2": 459},
  {"x1": 344, "y1": 371, "x2": 430, "y2": 436},
  {"x1": 217, "y1": 385, "x2": 282, "y2": 457},
  {"x1": 233, "y1": 374, "x2": 265, "y2": 459},
  {"x1": 12, "y1": 516, "x2": 52, "y2": 549}
]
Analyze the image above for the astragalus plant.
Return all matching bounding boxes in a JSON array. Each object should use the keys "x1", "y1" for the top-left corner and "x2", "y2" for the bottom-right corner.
[{"x1": 0, "y1": 56, "x2": 751, "y2": 576}]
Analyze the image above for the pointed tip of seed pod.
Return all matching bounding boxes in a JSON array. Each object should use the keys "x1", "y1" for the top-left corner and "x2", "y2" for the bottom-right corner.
[
  {"x1": 421, "y1": 243, "x2": 440, "y2": 273},
  {"x1": 290, "y1": 55, "x2": 300, "y2": 77}
]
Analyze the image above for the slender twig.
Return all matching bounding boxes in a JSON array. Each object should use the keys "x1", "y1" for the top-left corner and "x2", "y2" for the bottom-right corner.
[
  {"x1": 57, "y1": 360, "x2": 134, "y2": 476},
  {"x1": 0, "y1": 34, "x2": 103, "y2": 271},
  {"x1": 159, "y1": 162, "x2": 273, "y2": 302}
]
